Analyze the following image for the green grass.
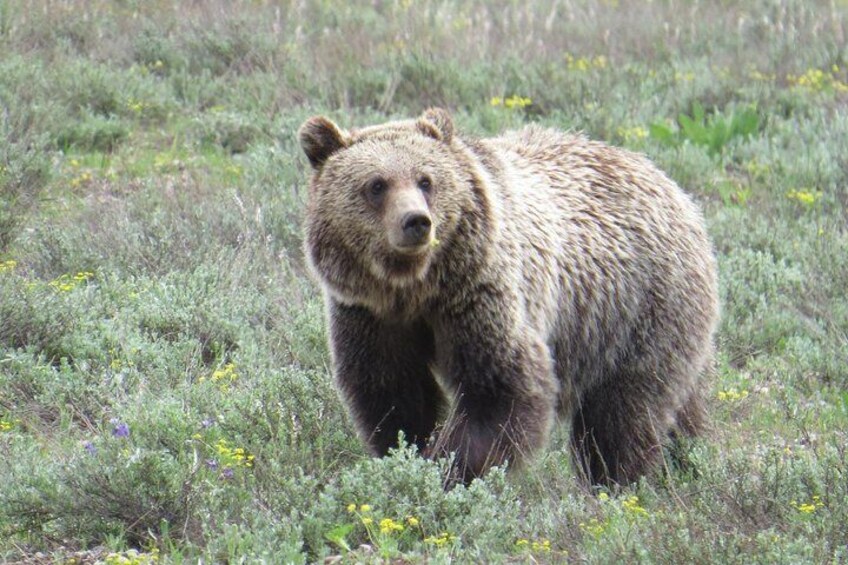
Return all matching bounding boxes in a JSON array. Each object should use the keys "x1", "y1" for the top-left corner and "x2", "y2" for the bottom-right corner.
[{"x1": 1, "y1": 0, "x2": 847, "y2": 562}]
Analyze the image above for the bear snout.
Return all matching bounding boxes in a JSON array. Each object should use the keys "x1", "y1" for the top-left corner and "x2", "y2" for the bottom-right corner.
[
  {"x1": 401, "y1": 212, "x2": 432, "y2": 245},
  {"x1": 385, "y1": 187, "x2": 434, "y2": 253}
]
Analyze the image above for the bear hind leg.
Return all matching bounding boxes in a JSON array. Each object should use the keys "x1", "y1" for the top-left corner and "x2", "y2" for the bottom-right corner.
[
  {"x1": 570, "y1": 377, "x2": 672, "y2": 487},
  {"x1": 675, "y1": 389, "x2": 706, "y2": 438},
  {"x1": 665, "y1": 389, "x2": 707, "y2": 477}
]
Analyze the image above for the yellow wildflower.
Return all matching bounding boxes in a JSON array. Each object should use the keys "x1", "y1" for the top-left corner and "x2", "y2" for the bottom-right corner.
[
  {"x1": 565, "y1": 53, "x2": 608, "y2": 71},
  {"x1": 104, "y1": 547, "x2": 159, "y2": 565},
  {"x1": 424, "y1": 532, "x2": 457, "y2": 548},
  {"x1": 786, "y1": 189, "x2": 821, "y2": 206},
  {"x1": 126, "y1": 98, "x2": 145, "y2": 114},
  {"x1": 717, "y1": 388, "x2": 750, "y2": 402},
  {"x1": 209, "y1": 363, "x2": 239, "y2": 391},
  {"x1": 788, "y1": 67, "x2": 848, "y2": 93},
  {"x1": 617, "y1": 126, "x2": 649, "y2": 143},
  {"x1": 70, "y1": 171, "x2": 93, "y2": 188},
  {"x1": 214, "y1": 438, "x2": 253, "y2": 468},
  {"x1": 515, "y1": 537, "x2": 552, "y2": 553},
  {"x1": 49, "y1": 271, "x2": 94, "y2": 292},
  {"x1": 580, "y1": 517, "x2": 607, "y2": 537},
  {"x1": 211, "y1": 362, "x2": 238, "y2": 383},
  {"x1": 622, "y1": 495, "x2": 649, "y2": 517},
  {"x1": 490, "y1": 95, "x2": 532, "y2": 109},
  {"x1": 504, "y1": 95, "x2": 532, "y2": 109},
  {"x1": 792, "y1": 495, "x2": 824, "y2": 514},
  {"x1": 378, "y1": 517, "x2": 404, "y2": 534},
  {"x1": 531, "y1": 539, "x2": 551, "y2": 552},
  {"x1": 565, "y1": 53, "x2": 586, "y2": 71},
  {"x1": 74, "y1": 271, "x2": 94, "y2": 281}
]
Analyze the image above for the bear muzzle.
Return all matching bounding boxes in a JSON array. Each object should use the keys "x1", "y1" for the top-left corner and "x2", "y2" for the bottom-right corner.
[
  {"x1": 385, "y1": 188, "x2": 434, "y2": 254},
  {"x1": 389, "y1": 211, "x2": 433, "y2": 253}
]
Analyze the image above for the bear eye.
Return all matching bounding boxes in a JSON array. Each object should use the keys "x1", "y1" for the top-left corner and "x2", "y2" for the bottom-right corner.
[
  {"x1": 368, "y1": 179, "x2": 386, "y2": 196},
  {"x1": 418, "y1": 176, "x2": 432, "y2": 193},
  {"x1": 368, "y1": 179, "x2": 387, "y2": 198}
]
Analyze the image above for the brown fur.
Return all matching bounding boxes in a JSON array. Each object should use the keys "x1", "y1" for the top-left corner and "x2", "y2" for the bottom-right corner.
[{"x1": 299, "y1": 108, "x2": 719, "y2": 486}]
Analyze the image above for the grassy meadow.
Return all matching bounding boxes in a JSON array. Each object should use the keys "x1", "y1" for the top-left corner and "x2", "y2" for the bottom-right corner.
[{"x1": 1, "y1": 0, "x2": 848, "y2": 562}]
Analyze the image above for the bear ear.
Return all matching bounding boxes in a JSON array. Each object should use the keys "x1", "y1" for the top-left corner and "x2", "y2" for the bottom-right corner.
[
  {"x1": 299, "y1": 116, "x2": 350, "y2": 170},
  {"x1": 417, "y1": 107, "x2": 454, "y2": 143}
]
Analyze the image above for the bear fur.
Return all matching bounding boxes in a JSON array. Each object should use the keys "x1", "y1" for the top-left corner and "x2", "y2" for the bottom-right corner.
[{"x1": 299, "y1": 108, "x2": 719, "y2": 486}]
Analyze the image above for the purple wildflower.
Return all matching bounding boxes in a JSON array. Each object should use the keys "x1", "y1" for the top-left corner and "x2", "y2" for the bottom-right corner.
[
  {"x1": 201, "y1": 418, "x2": 215, "y2": 429},
  {"x1": 205, "y1": 458, "x2": 219, "y2": 470},
  {"x1": 221, "y1": 467, "x2": 235, "y2": 480},
  {"x1": 83, "y1": 441, "x2": 97, "y2": 455},
  {"x1": 112, "y1": 422, "x2": 130, "y2": 438}
]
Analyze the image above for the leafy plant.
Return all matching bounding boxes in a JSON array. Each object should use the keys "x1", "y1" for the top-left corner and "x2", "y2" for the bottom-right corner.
[{"x1": 650, "y1": 101, "x2": 760, "y2": 158}]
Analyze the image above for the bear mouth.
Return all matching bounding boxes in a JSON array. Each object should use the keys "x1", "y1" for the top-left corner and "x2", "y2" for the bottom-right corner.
[
  {"x1": 370, "y1": 244, "x2": 434, "y2": 285},
  {"x1": 390, "y1": 241, "x2": 433, "y2": 257}
]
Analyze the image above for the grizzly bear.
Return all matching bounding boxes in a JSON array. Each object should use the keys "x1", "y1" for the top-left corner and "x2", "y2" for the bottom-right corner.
[{"x1": 299, "y1": 108, "x2": 719, "y2": 486}]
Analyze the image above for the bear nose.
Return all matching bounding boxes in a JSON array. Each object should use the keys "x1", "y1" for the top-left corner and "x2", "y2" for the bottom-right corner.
[{"x1": 401, "y1": 212, "x2": 432, "y2": 244}]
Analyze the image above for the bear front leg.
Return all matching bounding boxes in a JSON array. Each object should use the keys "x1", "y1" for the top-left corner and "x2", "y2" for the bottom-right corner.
[
  {"x1": 328, "y1": 299, "x2": 445, "y2": 455},
  {"x1": 430, "y1": 297, "x2": 558, "y2": 483}
]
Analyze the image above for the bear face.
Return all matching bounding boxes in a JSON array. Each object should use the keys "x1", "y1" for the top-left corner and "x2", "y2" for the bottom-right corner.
[{"x1": 300, "y1": 110, "x2": 472, "y2": 300}]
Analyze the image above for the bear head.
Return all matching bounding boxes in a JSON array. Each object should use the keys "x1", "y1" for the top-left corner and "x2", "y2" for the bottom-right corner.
[{"x1": 299, "y1": 109, "x2": 472, "y2": 298}]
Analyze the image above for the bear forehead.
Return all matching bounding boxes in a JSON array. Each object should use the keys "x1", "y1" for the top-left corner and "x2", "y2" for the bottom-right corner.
[
  {"x1": 349, "y1": 119, "x2": 420, "y2": 140},
  {"x1": 329, "y1": 135, "x2": 447, "y2": 177}
]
